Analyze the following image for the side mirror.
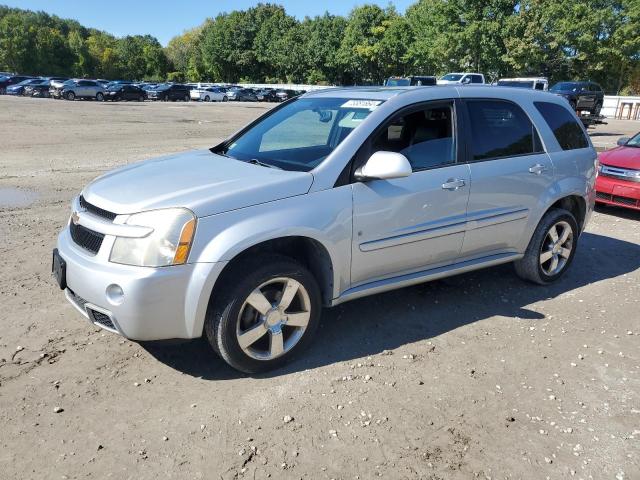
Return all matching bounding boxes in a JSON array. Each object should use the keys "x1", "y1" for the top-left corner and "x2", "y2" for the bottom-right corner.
[
  {"x1": 355, "y1": 151, "x2": 412, "y2": 181},
  {"x1": 617, "y1": 137, "x2": 630, "y2": 146}
]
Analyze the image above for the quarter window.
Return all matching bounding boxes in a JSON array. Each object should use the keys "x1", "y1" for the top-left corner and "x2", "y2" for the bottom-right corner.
[
  {"x1": 466, "y1": 100, "x2": 543, "y2": 160},
  {"x1": 371, "y1": 102, "x2": 455, "y2": 171},
  {"x1": 534, "y1": 101, "x2": 590, "y2": 150}
]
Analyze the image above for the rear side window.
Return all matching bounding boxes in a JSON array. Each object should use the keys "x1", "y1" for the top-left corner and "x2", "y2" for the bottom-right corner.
[
  {"x1": 471, "y1": 75, "x2": 483, "y2": 84},
  {"x1": 466, "y1": 100, "x2": 543, "y2": 160},
  {"x1": 534, "y1": 102, "x2": 589, "y2": 150}
]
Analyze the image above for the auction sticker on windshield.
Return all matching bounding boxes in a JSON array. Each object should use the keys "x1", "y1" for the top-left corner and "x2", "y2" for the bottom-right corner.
[{"x1": 341, "y1": 100, "x2": 382, "y2": 110}]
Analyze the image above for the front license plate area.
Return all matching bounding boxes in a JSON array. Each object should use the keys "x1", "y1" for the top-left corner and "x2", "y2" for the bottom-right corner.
[{"x1": 52, "y1": 249, "x2": 67, "y2": 290}]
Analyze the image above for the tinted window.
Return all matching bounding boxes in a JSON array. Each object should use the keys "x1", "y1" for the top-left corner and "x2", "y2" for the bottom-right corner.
[
  {"x1": 534, "y1": 102, "x2": 589, "y2": 150},
  {"x1": 371, "y1": 102, "x2": 455, "y2": 171},
  {"x1": 535, "y1": 82, "x2": 545, "y2": 90},
  {"x1": 467, "y1": 100, "x2": 543, "y2": 160},
  {"x1": 471, "y1": 75, "x2": 483, "y2": 84}
]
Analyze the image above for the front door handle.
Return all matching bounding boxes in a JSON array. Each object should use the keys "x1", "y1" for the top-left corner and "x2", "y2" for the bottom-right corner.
[
  {"x1": 442, "y1": 178, "x2": 466, "y2": 190},
  {"x1": 529, "y1": 164, "x2": 547, "y2": 175}
]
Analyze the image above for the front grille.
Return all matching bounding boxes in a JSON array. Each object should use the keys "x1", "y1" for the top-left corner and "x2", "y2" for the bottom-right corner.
[
  {"x1": 613, "y1": 195, "x2": 638, "y2": 207},
  {"x1": 70, "y1": 221, "x2": 104, "y2": 254},
  {"x1": 79, "y1": 195, "x2": 117, "y2": 221},
  {"x1": 88, "y1": 309, "x2": 117, "y2": 331},
  {"x1": 596, "y1": 191, "x2": 639, "y2": 208}
]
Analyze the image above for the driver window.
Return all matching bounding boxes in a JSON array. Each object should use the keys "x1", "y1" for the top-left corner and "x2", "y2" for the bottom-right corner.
[{"x1": 371, "y1": 103, "x2": 455, "y2": 171}]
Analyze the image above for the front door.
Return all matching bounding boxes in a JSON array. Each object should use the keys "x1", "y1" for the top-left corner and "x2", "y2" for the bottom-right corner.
[
  {"x1": 351, "y1": 100, "x2": 470, "y2": 286},
  {"x1": 460, "y1": 99, "x2": 555, "y2": 258}
]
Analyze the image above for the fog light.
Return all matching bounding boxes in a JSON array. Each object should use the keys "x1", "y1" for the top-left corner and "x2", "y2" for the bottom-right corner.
[{"x1": 106, "y1": 284, "x2": 124, "y2": 306}]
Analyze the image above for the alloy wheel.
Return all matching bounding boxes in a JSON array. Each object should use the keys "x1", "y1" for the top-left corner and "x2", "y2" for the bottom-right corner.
[
  {"x1": 236, "y1": 277, "x2": 311, "y2": 361},
  {"x1": 539, "y1": 220, "x2": 573, "y2": 276}
]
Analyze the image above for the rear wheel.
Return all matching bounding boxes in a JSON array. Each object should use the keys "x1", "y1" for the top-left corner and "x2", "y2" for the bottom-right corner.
[
  {"x1": 204, "y1": 255, "x2": 321, "y2": 373},
  {"x1": 514, "y1": 208, "x2": 578, "y2": 285},
  {"x1": 0, "y1": 87, "x2": 5, "y2": 95},
  {"x1": 204, "y1": 95, "x2": 210, "y2": 102},
  {"x1": 96, "y1": 92, "x2": 104, "y2": 102},
  {"x1": 222, "y1": 95, "x2": 228, "y2": 102},
  {"x1": 183, "y1": 94, "x2": 190, "y2": 102},
  {"x1": 138, "y1": 95, "x2": 145, "y2": 102}
]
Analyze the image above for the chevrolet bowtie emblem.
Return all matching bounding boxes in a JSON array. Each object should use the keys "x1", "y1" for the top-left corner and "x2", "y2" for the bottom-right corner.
[{"x1": 71, "y1": 211, "x2": 80, "y2": 225}]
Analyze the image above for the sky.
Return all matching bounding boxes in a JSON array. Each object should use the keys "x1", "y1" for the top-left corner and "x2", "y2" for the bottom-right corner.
[{"x1": 3, "y1": 0, "x2": 416, "y2": 46}]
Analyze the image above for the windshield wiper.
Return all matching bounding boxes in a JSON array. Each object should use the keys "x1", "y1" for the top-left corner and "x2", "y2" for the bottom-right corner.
[{"x1": 247, "y1": 158, "x2": 281, "y2": 169}]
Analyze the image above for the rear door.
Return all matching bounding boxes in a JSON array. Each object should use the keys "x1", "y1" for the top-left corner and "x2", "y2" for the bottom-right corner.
[
  {"x1": 460, "y1": 99, "x2": 554, "y2": 258},
  {"x1": 351, "y1": 100, "x2": 470, "y2": 285}
]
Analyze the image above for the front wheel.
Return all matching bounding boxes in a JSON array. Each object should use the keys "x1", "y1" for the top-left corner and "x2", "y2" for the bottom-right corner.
[
  {"x1": 205, "y1": 255, "x2": 321, "y2": 373},
  {"x1": 204, "y1": 95, "x2": 210, "y2": 102},
  {"x1": 514, "y1": 208, "x2": 578, "y2": 285},
  {"x1": 96, "y1": 92, "x2": 104, "y2": 101},
  {"x1": 66, "y1": 91, "x2": 75, "y2": 101},
  {"x1": 222, "y1": 95, "x2": 228, "y2": 102},
  {"x1": 183, "y1": 94, "x2": 190, "y2": 102}
]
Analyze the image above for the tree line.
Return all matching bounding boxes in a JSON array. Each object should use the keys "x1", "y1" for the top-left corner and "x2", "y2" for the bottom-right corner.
[{"x1": 1, "y1": 1, "x2": 639, "y2": 94}]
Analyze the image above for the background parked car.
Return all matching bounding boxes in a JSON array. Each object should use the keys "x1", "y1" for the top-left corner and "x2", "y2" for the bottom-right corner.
[
  {"x1": 497, "y1": 77, "x2": 548, "y2": 90},
  {"x1": 437, "y1": 72, "x2": 486, "y2": 85},
  {"x1": 235, "y1": 88, "x2": 258, "y2": 102},
  {"x1": 5, "y1": 78, "x2": 44, "y2": 95},
  {"x1": 0, "y1": 75, "x2": 34, "y2": 94},
  {"x1": 550, "y1": 81, "x2": 604, "y2": 114},
  {"x1": 274, "y1": 89, "x2": 300, "y2": 102},
  {"x1": 385, "y1": 76, "x2": 437, "y2": 86},
  {"x1": 23, "y1": 79, "x2": 55, "y2": 97},
  {"x1": 595, "y1": 132, "x2": 640, "y2": 211},
  {"x1": 59, "y1": 79, "x2": 106, "y2": 101},
  {"x1": 190, "y1": 86, "x2": 228, "y2": 102},
  {"x1": 224, "y1": 86, "x2": 242, "y2": 101},
  {"x1": 254, "y1": 88, "x2": 276, "y2": 102},
  {"x1": 104, "y1": 84, "x2": 147, "y2": 101},
  {"x1": 146, "y1": 84, "x2": 190, "y2": 101}
]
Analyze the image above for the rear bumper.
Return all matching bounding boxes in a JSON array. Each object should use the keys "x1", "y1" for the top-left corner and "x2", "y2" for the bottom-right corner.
[
  {"x1": 595, "y1": 175, "x2": 640, "y2": 210},
  {"x1": 56, "y1": 227, "x2": 227, "y2": 340}
]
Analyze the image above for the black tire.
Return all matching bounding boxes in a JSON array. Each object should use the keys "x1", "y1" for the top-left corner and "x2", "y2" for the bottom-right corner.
[
  {"x1": 593, "y1": 101, "x2": 602, "y2": 116},
  {"x1": 0, "y1": 87, "x2": 5, "y2": 95},
  {"x1": 96, "y1": 92, "x2": 104, "y2": 102},
  {"x1": 204, "y1": 95, "x2": 210, "y2": 102},
  {"x1": 514, "y1": 208, "x2": 579, "y2": 285},
  {"x1": 66, "y1": 91, "x2": 75, "y2": 101},
  {"x1": 204, "y1": 254, "x2": 322, "y2": 374},
  {"x1": 138, "y1": 95, "x2": 145, "y2": 102},
  {"x1": 222, "y1": 95, "x2": 228, "y2": 102}
]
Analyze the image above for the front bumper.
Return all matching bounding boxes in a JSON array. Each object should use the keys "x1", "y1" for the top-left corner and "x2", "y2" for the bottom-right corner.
[
  {"x1": 56, "y1": 226, "x2": 225, "y2": 340},
  {"x1": 595, "y1": 175, "x2": 640, "y2": 210}
]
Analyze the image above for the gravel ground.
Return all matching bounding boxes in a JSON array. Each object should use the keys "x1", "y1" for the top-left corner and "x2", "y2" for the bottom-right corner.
[{"x1": 0, "y1": 95, "x2": 639, "y2": 480}]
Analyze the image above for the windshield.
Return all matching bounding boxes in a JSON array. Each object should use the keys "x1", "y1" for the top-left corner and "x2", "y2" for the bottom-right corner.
[
  {"x1": 625, "y1": 133, "x2": 640, "y2": 147},
  {"x1": 441, "y1": 74, "x2": 463, "y2": 81},
  {"x1": 550, "y1": 82, "x2": 579, "y2": 92},
  {"x1": 497, "y1": 80, "x2": 535, "y2": 89},
  {"x1": 386, "y1": 78, "x2": 410, "y2": 86},
  {"x1": 217, "y1": 97, "x2": 381, "y2": 172}
]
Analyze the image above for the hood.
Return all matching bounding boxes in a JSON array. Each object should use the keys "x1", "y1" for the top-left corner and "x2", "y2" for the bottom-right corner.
[
  {"x1": 82, "y1": 150, "x2": 314, "y2": 217},
  {"x1": 599, "y1": 146, "x2": 640, "y2": 170}
]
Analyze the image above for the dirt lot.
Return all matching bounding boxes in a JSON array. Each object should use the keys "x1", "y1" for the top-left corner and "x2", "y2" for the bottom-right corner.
[{"x1": 0, "y1": 95, "x2": 639, "y2": 480}]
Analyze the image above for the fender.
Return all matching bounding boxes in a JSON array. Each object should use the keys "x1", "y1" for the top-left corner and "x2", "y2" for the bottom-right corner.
[{"x1": 184, "y1": 187, "x2": 353, "y2": 337}]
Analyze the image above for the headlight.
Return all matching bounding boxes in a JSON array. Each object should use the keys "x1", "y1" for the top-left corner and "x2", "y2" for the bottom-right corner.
[{"x1": 109, "y1": 208, "x2": 196, "y2": 267}]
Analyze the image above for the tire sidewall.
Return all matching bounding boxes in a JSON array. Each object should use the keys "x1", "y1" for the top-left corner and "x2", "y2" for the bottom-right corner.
[{"x1": 206, "y1": 257, "x2": 322, "y2": 374}]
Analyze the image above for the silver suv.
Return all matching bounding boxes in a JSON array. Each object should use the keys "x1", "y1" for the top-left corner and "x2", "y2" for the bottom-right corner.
[
  {"x1": 53, "y1": 86, "x2": 597, "y2": 373},
  {"x1": 55, "y1": 79, "x2": 105, "y2": 101}
]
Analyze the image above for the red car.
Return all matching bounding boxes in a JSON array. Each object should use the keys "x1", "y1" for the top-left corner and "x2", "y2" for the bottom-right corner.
[{"x1": 596, "y1": 132, "x2": 640, "y2": 211}]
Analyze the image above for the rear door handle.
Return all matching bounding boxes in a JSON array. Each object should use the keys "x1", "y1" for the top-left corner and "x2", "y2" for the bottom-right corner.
[
  {"x1": 529, "y1": 164, "x2": 547, "y2": 175},
  {"x1": 442, "y1": 178, "x2": 466, "y2": 190}
]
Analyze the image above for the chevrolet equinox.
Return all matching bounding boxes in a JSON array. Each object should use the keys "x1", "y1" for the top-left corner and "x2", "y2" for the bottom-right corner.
[{"x1": 53, "y1": 86, "x2": 597, "y2": 373}]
